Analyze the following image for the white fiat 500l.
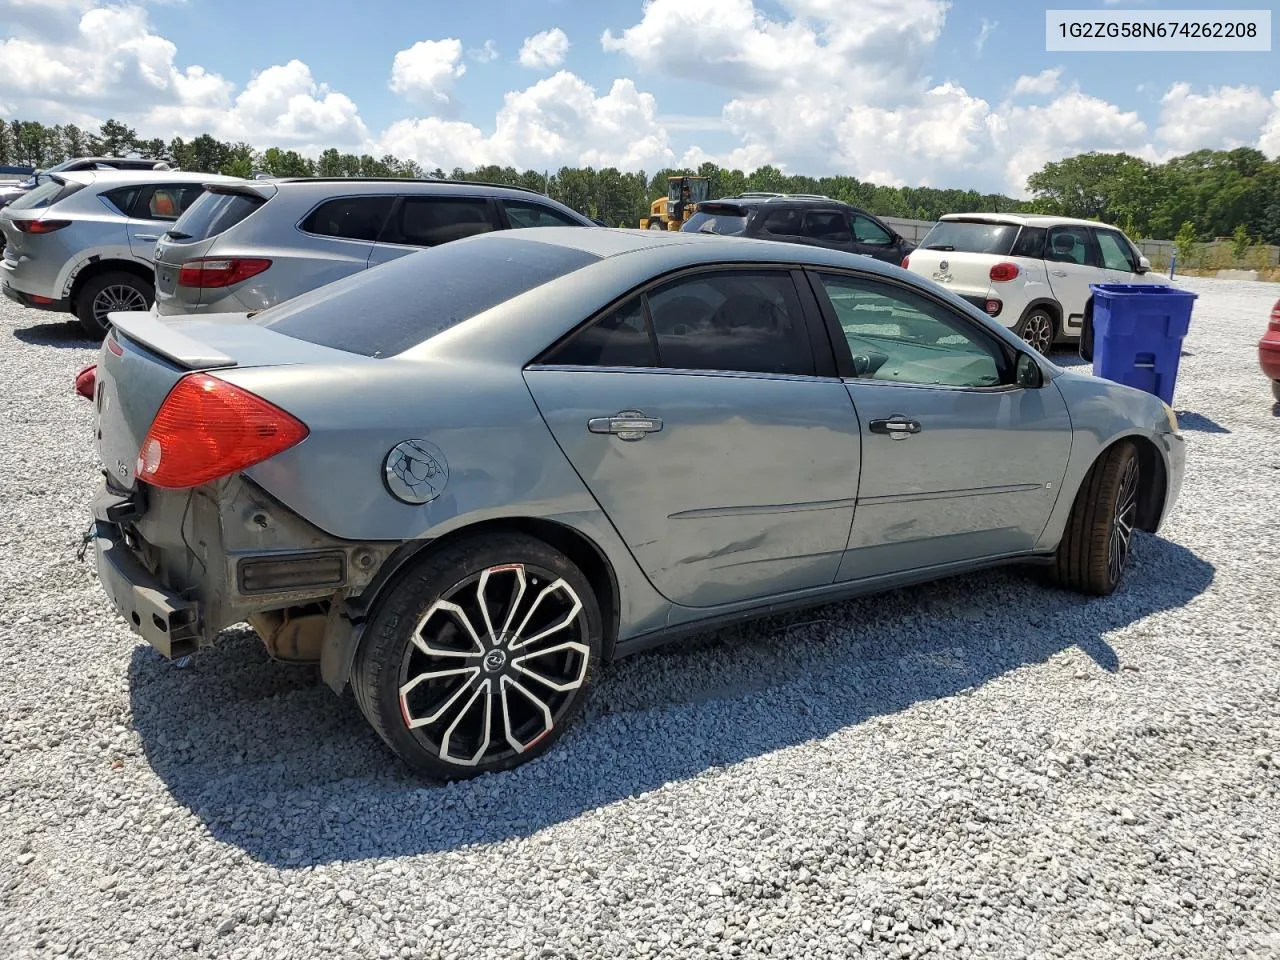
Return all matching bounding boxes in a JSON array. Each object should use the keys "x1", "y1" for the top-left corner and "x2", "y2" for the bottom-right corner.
[{"x1": 903, "y1": 214, "x2": 1161, "y2": 354}]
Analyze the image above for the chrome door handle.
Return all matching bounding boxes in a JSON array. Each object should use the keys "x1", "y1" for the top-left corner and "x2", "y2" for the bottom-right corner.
[
  {"x1": 1050, "y1": 270, "x2": 1068, "y2": 277},
  {"x1": 588, "y1": 410, "x2": 663, "y2": 441},
  {"x1": 868, "y1": 415, "x2": 921, "y2": 439},
  {"x1": 134, "y1": 233, "x2": 161, "y2": 241}
]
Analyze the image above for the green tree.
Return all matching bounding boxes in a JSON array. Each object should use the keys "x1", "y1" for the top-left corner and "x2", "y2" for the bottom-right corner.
[
  {"x1": 91, "y1": 119, "x2": 138, "y2": 156},
  {"x1": 1174, "y1": 221, "x2": 1197, "y2": 264}
]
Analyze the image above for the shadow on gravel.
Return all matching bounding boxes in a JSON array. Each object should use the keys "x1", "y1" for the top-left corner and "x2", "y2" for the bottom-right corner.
[
  {"x1": 1175, "y1": 411, "x2": 1230, "y2": 434},
  {"x1": 129, "y1": 534, "x2": 1213, "y2": 867},
  {"x1": 12, "y1": 320, "x2": 95, "y2": 349}
]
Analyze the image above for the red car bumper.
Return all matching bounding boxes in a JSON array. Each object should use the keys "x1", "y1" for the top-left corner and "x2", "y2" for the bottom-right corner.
[{"x1": 1262, "y1": 332, "x2": 1280, "y2": 381}]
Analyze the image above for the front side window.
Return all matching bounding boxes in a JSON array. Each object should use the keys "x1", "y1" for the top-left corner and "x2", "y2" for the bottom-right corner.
[
  {"x1": 646, "y1": 271, "x2": 814, "y2": 375},
  {"x1": 503, "y1": 199, "x2": 583, "y2": 228},
  {"x1": 300, "y1": 196, "x2": 395, "y2": 242},
  {"x1": 803, "y1": 211, "x2": 852, "y2": 243},
  {"x1": 1094, "y1": 229, "x2": 1137, "y2": 272},
  {"x1": 1045, "y1": 225, "x2": 1096, "y2": 266},
  {"x1": 382, "y1": 197, "x2": 500, "y2": 247},
  {"x1": 851, "y1": 213, "x2": 893, "y2": 245},
  {"x1": 817, "y1": 273, "x2": 1004, "y2": 388},
  {"x1": 140, "y1": 184, "x2": 204, "y2": 221}
]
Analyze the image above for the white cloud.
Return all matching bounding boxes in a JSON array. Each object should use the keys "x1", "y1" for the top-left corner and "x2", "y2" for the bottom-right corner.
[
  {"x1": 603, "y1": 0, "x2": 948, "y2": 107},
  {"x1": 380, "y1": 72, "x2": 673, "y2": 173},
  {"x1": 389, "y1": 38, "x2": 466, "y2": 105},
  {"x1": 975, "y1": 18, "x2": 996, "y2": 53},
  {"x1": 469, "y1": 39, "x2": 499, "y2": 63},
  {"x1": 519, "y1": 28, "x2": 570, "y2": 70},
  {"x1": 0, "y1": 3, "x2": 368, "y2": 151},
  {"x1": 1012, "y1": 68, "x2": 1061, "y2": 97},
  {"x1": 1260, "y1": 92, "x2": 1280, "y2": 158},
  {"x1": 1156, "y1": 82, "x2": 1274, "y2": 154}
]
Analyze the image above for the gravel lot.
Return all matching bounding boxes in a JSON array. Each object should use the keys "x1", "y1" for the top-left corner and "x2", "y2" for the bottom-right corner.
[{"x1": 1, "y1": 278, "x2": 1278, "y2": 960}]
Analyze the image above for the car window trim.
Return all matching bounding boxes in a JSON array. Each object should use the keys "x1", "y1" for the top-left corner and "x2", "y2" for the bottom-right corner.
[
  {"x1": 294, "y1": 192, "x2": 400, "y2": 245},
  {"x1": 528, "y1": 261, "x2": 835, "y2": 380},
  {"x1": 802, "y1": 266, "x2": 1020, "y2": 390},
  {"x1": 373, "y1": 194, "x2": 503, "y2": 248}
]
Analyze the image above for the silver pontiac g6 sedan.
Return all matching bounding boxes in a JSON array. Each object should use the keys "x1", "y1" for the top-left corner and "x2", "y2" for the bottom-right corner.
[{"x1": 88, "y1": 227, "x2": 1185, "y2": 779}]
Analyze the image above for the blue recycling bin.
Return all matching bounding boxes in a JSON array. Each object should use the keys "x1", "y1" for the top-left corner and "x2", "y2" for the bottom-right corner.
[{"x1": 1087, "y1": 283, "x2": 1198, "y2": 406}]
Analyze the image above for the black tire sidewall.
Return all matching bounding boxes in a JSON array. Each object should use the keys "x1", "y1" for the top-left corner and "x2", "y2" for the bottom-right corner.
[
  {"x1": 1016, "y1": 308, "x2": 1056, "y2": 353},
  {"x1": 354, "y1": 533, "x2": 603, "y2": 780},
  {"x1": 76, "y1": 271, "x2": 154, "y2": 339}
]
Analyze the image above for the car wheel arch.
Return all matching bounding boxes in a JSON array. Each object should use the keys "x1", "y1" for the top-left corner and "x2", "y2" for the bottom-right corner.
[
  {"x1": 1017, "y1": 297, "x2": 1062, "y2": 329},
  {"x1": 322, "y1": 515, "x2": 621, "y2": 694},
  {"x1": 69, "y1": 258, "x2": 154, "y2": 312},
  {"x1": 1074, "y1": 434, "x2": 1167, "y2": 535}
]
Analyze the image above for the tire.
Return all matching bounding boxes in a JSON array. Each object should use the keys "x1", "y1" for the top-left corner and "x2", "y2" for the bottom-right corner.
[
  {"x1": 352, "y1": 532, "x2": 603, "y2": 779},
  {"x1": 75, "y1": 270, "x2": 153, "y2": 339},
  {"x1": 1272, "y1": 380, "x2": 1280, "y2": 404},
  {"x1": 1049, "y1": 441, "x2": 1141, "y2": 596},
  {"x1": 1015, "y1": 307, "x2": 1056, "y2": 355}
]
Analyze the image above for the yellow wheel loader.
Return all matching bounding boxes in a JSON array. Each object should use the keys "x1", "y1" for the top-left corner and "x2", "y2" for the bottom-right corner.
[{"x1": 640, "y1": 175, "x2": 711, "y2": 231}]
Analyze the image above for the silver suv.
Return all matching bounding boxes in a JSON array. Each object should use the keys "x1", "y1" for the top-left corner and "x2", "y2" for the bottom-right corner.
[
  {"x1": 153, "y1": 178, "x2": 597, "y2": 316},
  {"x1": 0, "y1": 169, "x2": 243, "y2": 336}
]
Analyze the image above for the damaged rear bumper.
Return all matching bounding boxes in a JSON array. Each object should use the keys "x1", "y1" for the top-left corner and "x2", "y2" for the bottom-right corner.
[{"x1": 94, "y1": 528, "x2": 200, "y2": 659}]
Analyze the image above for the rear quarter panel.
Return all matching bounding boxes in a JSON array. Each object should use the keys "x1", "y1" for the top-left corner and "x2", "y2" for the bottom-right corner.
[{"x1": 225, "y1": 355, "x2": 673, "y2": 638}]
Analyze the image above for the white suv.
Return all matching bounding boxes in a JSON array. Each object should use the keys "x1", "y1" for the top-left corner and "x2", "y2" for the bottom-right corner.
[{"x1": 903, "y1": 213, "x2": 1159, "y2": 354}]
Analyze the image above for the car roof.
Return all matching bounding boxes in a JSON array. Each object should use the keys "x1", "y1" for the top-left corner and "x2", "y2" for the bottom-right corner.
[
  {"x1": 709, "y1": 194, "x2": 852, "y2": 208},
  {"x1": 938, "y1": 212, "x2": 1121, "y2": 230},
  {"x1": 58, "y1": 170, "x2": 244, "y2": 187},
  {"x1": 449, "y1": 225, "x2": 903, "y2": 273},
  {"x1": 267, "y1": 177, "x2": 549, "y2": 197}
]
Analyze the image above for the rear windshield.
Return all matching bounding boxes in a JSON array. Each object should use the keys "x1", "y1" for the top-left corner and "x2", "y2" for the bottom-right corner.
[
  {"x1": 256, "y1": 235, "x2": 601, "y2": 358},
  {"x1": 682, "y1": 209, "x2": 748, "y2": 235},
  {"x1": 918, "y1": 220, "x2": 1019, "y2": 255},
  {"x1": 169, "y1": 190, "x2": 266, "y2": 242},
  {"x1": 8, "y1": 178, "x2": 84, "y2": 211}
]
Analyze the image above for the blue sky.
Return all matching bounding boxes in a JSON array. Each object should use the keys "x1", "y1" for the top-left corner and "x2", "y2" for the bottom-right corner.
[{"x1": 2, "y1": 0, "x2": 1277, "y2": 193}]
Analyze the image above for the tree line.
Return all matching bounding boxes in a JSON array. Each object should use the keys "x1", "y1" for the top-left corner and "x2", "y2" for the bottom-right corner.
[{"x1": 2, "y1": 117, "x2": 1276, "y2": 244}]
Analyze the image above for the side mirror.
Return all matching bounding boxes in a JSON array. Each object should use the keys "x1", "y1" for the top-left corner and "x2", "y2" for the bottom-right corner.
[
  {"x1": 1015, "y1": 352, "x2": 1044, "y2": 389},
  {"x1": 1135, "y1": 255, "x2": 1151, "y2": 274}
]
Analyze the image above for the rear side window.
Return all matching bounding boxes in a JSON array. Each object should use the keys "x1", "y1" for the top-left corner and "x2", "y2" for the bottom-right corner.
[
  {"x1": 1011, "y1": 226, "x2": 1046, "y2": 259},
  {"x1": 919, "y1": 220, "x2": 1019, "y2": 255},
  {"x1": 803, "y1": 211, "x2": 852, "y2": 242},
  {"x1": 171, "y1": 191, "x2": 266, "y2": 242},
  {"x1": 8, "y1": 179, "x2": 84, "y2": 211},
  {"x1": 380, "y1": 197, "x2": 500, "y2": 247},
  {"x1": 256, "y1": 236, "x2": 600, "y2": 358},
  {"x1": 761, "y1": 208, "x2": 803, "y2": 236},
  {"x1": 503, "y1": 199, "x2": 584, "y2": 228},
  {"x1": 681, "y1": 210, "x2": 747, "y2": 235},
  {"x1": 300, "y1": 196, "x2": 395, "y2": 242},
  {"x1": 646, "y1": 271, "x2": 814, "y2": 375},
  {"x1": 543, "y1": 297, "x2": 655, "y2": 366}
]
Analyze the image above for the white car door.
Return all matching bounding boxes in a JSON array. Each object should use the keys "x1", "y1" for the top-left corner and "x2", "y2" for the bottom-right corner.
[{"x1": 1043, "y1": 224, "x2": 1104, "y2": 338}]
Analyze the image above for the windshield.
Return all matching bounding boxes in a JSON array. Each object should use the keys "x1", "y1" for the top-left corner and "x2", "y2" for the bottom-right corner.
[
  {"x1": 169, "y1": 190, "x2": 266, "y2": 242},
  {"x1": 256, "y1": 235, "x2": 601, "y2": 358},
  {"x1": 6, "y1": 178, "x2": 83, "y2": 211},
  {"x1": 919, "y1": 220, "x2": 1019, "y2": 255},
  {"x1": 681, "y1": 210, "x2": 748, "y2": 236}
]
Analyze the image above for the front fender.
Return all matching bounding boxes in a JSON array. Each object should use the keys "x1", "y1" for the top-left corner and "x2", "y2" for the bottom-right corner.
[{"x1": 1035, "y1": 371, "x2": 1183, "y2": 550}]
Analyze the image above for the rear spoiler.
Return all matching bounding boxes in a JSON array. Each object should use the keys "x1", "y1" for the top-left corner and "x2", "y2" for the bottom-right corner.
[
  {"x1": 204, "y1": 180, "x2": 278, "y2": 201},
  {"x1": 106, "y1": 311, "x2": 240, "y2": 371}
]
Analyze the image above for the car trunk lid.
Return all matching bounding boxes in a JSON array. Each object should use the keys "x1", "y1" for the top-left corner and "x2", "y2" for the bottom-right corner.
[
  {"x1": 94, "y1": 309, "x2": 354, "y2": 492},
  {"x1": 153, "y1": 181, "x2": 276, "y2": 310}
]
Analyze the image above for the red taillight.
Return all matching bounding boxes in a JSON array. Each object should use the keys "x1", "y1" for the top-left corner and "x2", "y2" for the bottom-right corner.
[
  {"x1": 14, "y1": 219, "x2": 71, "y2": 234},
  {"x1": 177, "y1": 257, "x2": 272, "y2": 289},
  {"x1": 135, "y1": 373, "x2": 308, "y2": 489},
  {"x1": 29, "y1": 294, "x2": 54, "y2": 305},
  {"x1": 989, "y1": 262, "x2": 1020, "y2": 282},
  {"x1": 1270, "y1": 299, "x2": 1280, "y2": 330},
  {"x1": 901, "y1": 255, "x2": 910, "y2": 269},
  {"x1": 74, "y1": 364, "x2": 97, "y2": 400}
]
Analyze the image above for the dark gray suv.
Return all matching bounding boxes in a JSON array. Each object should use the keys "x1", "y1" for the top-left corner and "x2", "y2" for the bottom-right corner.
[{"x1": 152, "y1": 178, "x2": 596, "y2": 316}]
